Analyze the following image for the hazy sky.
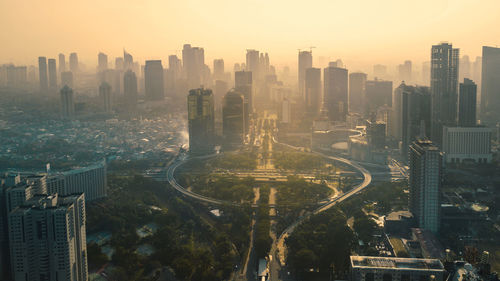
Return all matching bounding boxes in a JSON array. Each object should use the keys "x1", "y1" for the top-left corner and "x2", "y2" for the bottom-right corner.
[{"x1": 1, "y1": 0, "x2": 499, "y2": 71}]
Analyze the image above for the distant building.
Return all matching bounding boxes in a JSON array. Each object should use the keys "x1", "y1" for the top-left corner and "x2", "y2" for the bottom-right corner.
[
  {"x1": 145, "y1": 60, "x2": 164, "y2": 100},
  {"x1": 350, "y1": 256, "x2": 445, "y2": 281},
  {"x1": 398, "y1": 60, "x2": 412, "y2": 83},
  {"x1": 298, "y1": 50, "x2": 313, "y2": 97},
  {"x1": 213, "y1": 59, "x2": 224, "y2": 81},
  {"x1": 324, "y1": 65, "x2": 348, "y2": 121},
  {"x1": 366, "y1": 120, "x2": 386, "y2": 149},
  {"x1": 99, "y1": 82, "x2": 112, "y2": 113},
  {"x1": 304, "y1": 67, "x2": 321, "y2": 116},
  {"x1": 235, "y1": 71, "x2": 252, "y2": 133},
  {"x1": 58, "y1": 53, "x2": 66, "y2": 73},
  {"x1": 38, "y1": 56, "x2": 48, "y2": 93},
  {"x1": 373, "y1": 64, "x2": 387, "y2": 79},
  {"x1": 123, "y1": 70, "x2": 138, "y2": 107},
  {"x1": 409, "y1": 140, "x2": 442, "y2": 234},
  {"x1": 8, "y1": 193, "x2": 88, "y2": 281},
  {"x1": 458, "y1": 78, "x2": 477, "y2": 127},
  {"x1": 222, "y1": 90, "x2": 245, "y2": 147},
  {"x1": 60, "y1": 85, "x2": 75, "y2": 119},
  {"x1": 430, "y1": 42, "x2": 459, "y2": 145},
  {"x1": 98, "y1": 52, "x2": 108, "y2": 72},
  {"x1": 349, "y1": 72, "x2": 367, "y2": 114},
  {"x1": 480, "y1": 46, "x2": 500, "y2": 124},
  {"x1": 48, "y1": 58, "x2": 57, "y2": 91},
  {"x1": 60, "y1": 71, "x2": 73, "y2": 88},
  {"x1": 365, "y1": 79, "x2": 392, "y2": 116},
  {"x1": 188, "y1": 88, "x2": 215, "y2": 154},
  {"x1": 183, "y1": 44, "x2": 205, "y2": 88},
  {"x1": 69, "y1": 52, "x2": 79, "y2": 73},
  {"x1": 442, "y1": 126, "x2": 492, "y2": 164}
]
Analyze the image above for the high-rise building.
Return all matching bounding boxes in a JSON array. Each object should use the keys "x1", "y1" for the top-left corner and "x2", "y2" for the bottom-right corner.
[
  {"x1": 144, "y1": 60, "x2": 164, "y2": 100},
  {"x1": 115, "y1": 57, "x2": 124, "y2": 71},
  {"x1": 373, "y1": 64, "x2": 387, "y2": 79},
  {"x1": 409, "y1": 139, "x2": 442, "y2": 234},
  {"x1": 188, "y1": 88, "x2": 215, "y2": 154},
  {"x1": 365, "y1": 79, "x2": 392, "y2": 116},
  {"x1": 459, "y1": 55, "x2": 471, "y2": 81},
  {"x1": 48, "y1": 58, "x2": 57, "y2": 91},
  {"x1": 398, "y1": 60, "x2": 412, "y2": 83},
  {"x1": 222, "y1": 90, "x2": 245, "y2": 147},
  {"x1": 124, "y1": 70, "x2": 138, "y2": 107},
  {"x1": 480, "y1": 46, "x2": 500, "y2": 124},
  {"x1": 324, "y1": 65, "x2": 348, "y2": 121},
  {"x1": 298, "y1": 50, "x2": 313, "y2": 98},
  {"x1": 38, "y1": 57, "x2": 48, "y2": 93},
  {"x1": 304, "y1": 68, "x2": 321, "y2": 116},
  {"x1": 98, "y1": 52, "x2": 108, "y2": 72},
  {"x1": 183, "y1": 44, "x2": 205, "y2": 88},
  {"x1": 61, "y1": 71, "x2": 73, "y2": 88},
  {"x1": 8, "y1": 193, "x2": 88, "y2": 281},
  {"x1": 99, "y1": 82, "x2": 112, "y2": 113},
  {"x1": 394, "y1": 83, "x2": 431, "y2": 160},
  {"x1": 58, "y1": 53, "x2": 66, "y2": 73},
  {"x1": 124, "y1": 50, "x2": 133, "y2": 70},
  {"x1": 214, "y1": 80, "x2": 228, "y2": 109},
  {"x1": 430, "y1": 42, "x2": 459, "y2": 145},
  {"x1": 246, "y1": 49, "x2": 260, "y2": 79},
  {"x1": 442, "y1": 126, "x2": 492, "y2": 164},
  {"x1": 348, "y1": 72, "x2": 367, "y2": 114},
  {"x1": 60, "y1": 85, "x2": 75, "y2": 119},
  {"x1": 69, "y1": 52, "x2": 79, "y2": 73},
  {"x1": 235, "y1": 71, "x2": 252, "y2": 133},
  {"x1": 213, "y1": 59, "x2": 224, "y2": 81},
  {"x1": 458, "y1": 78, "x2": 477, "y2": 127}
]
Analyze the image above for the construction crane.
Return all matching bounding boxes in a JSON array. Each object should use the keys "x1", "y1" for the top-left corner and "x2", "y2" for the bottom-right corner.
[{"x1": 309, "y1": 46, "x2": 316, "y2": 53}]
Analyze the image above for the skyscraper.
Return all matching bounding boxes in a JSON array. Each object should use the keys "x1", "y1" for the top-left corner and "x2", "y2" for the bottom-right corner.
[
  {"x1": 98, "y1": 52, "x2": 108, "y2": 72},
  {"x1": 430, "y1": 42, "x2": 459, "y2": 145},
  {"x1": 61, "y1": 71, "x2": 73, "y2": 88},
  {"x1": 246, "y1": 49, "x2": 260, "y2": 78},
  {"x1": 398, "y1": 60, "x2": 412, "y2": 83},
  {"x1": 348, "y1": 72, "x2": 367, "y2": 114},
  {"x1": 188, "y1": 88, "x2": 215, "y2": 154},
  {"x1": 8, "y1": 193, "x2": 88, "y2": 281},
  {"x1": 124, "y1": 50, "x2": 133, "y2": 70},
  {"x1": 213, "y1": 59, "x2": 224, "y2": 81},
  {"x1": 69, "y1": 52, "x2": 79, "y2": 73},
  {"x1": 304, "y1": 67, "x2": 321, "y2": 116},
  {"x1": 58, "y1": 53, "x2": 65, "y2": 73},
  {"x1": 99, "y1": 82, "x2": 112, "y2": 113},
  {"x1": 409, "y1": 139, "x2": 442, "y2": 234},
  {"x1": 223, "y1": 90, "x2": 245, "y2": 147},
  {"x1": 60, "y1": 85, "x2": 75, "y2": 119},
  {"x1": 458, "y1": 78, "x2": 477, "y2": 127},
  {"x1": 115, "y1": 57, "x2": 124, "y2": 71},
  {"x1": 235, "y1": 71, "x2": 252, "y2": 133},
  {"x1": 38, "y1": 56, "x2": 48, "y2": 93},
  {"x1": 183, "y1": 44, "x2": 205, "y2": 88},
  {"x1": 324, "y1": 65, "x2": 348, "y2": 121},
  {"x1": 298, "y1": 50, "x2": 313, "y2": 98},
  {"x1": 365, "y1": 79, "x2": 393, "y2": 115},
  {"x1": 124, "y1": 70, "x2": 138, "y2": 107},
  {"x1": 480, "y1": 46, "x2": 500, "y2": 124},
  {"x1": 48, "y1": 58, "x2": 57, "y2": 91},
  {"x1": 144, "y1": 60, "x2": 164, "y2": 100}
]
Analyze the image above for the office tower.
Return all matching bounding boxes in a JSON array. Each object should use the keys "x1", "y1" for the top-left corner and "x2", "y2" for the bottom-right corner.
[
  {"x1": 324, "y1": 65, "x2": 348, "y2": 121},
  {"x1": 409, "y1": 139, "x2": 442, "y2": 234},
  {"x1": 304, "y1": 67, "x2": 321, "y2": 116},
  {"x1": 281, "y1": 98, "x2": 291, "y2": 124},
  {"x1": 38, "y1": 57, "x2": 48, "y2": 93},
  {"x1": 98, "y1": 52, "x2": 108, "y2": 72},
  {"x1": 214, "y1": 80, "x2": 228, "y2": 108},
  {"x1": 61, "y1": 71, "x2": 73, "y2": 88},
  {"x1": 373, "y1": 64, "x2": 387, "y2": 79},
  {"x1": 480, "y1": 46, "x2": 500, "y2": 124},
  {"x1": 99, "y1": 82, "x2": 112, "y2": 113},
  {"x1": 58, "y1": 53, "x2": 65, "y2": 73},
  {"x1": 349, "y1": 72, "x2": 367, "y2": 114},
  {"x1": 460, "y1": 55, "x2": 471, "y2": 81},
  {"x1": 48, "y1": 58, "x2": 57, "y2": 91},
  {"x1": 365, "y1": 79, "x2": 392, "y2": 115},
  {"x1": 398, "y1": 60, "x2": 412, "y2": 82},
  {"x1": 458, "y1": 78, "x2": 477, "y2": 127},
  {"x1": 366, "y1": 120, "x2": 386, "y2": 149},
  {"x1": 246, "y1": 49, "x2": 260, "y2": 78},
  {"x1": 115, "y1": 57, "x2": 124, "y2": 70},
  {"x1": 60, "y1": 85, "x2": 75, "y2": 119},
  {"x1": 298, "y1": 50, "x2": 313, "y2": 97},
  {"x1": 234, "y1": 63, "x2": 241, "y2": 72},
  {"x1": 472, "y1": 56, "x2": 482, "y2": 89},
  {"x1": 188, "y1": 88, "x2": 215, "y2": 154},
  {"x1": 169, "y1": 55, "x2": 182, "y2": 76},
  {"x1": 69, "y1": 52, "x2": 79, "y2": 73},
  {"x1": 5, "y1": 65, "x2": 27, "y2": 88},
  {"x1": 430, "y1": 42, "x2": 459, "y2": 145},
  {"x1": 395, "y1": 84, "x2": 431, "y2": 160},
  {"x1": 235, "y1": 71, "x2": 252, "y2": 133},
  {"x1": 213, "y1": 59, "x2": 224, "y2": 81},
  {"x1": 442, "y1": 126, "x2": 492, "y2": 164},
  {"x1": 421, "y1": 61, "x2": 430, "y2": 85},
  {"x1": 8, "y1": 193, "x2": 88, "y2": 281},
  {"x1": 182, "y1": 44, "x2": 205, "y2": 88},
  {"x1": 144, "y1": 60, "x2": 164, "y2": 100},
  {"x1": 124, "y1": 50, "x2": 133, "y2": 70},
  {"x1": 124, "y1": 70, "x2": 138, "y2": 107},
  {"x1": 223, "y1": 90, "x2": 245, "y2": 146}
]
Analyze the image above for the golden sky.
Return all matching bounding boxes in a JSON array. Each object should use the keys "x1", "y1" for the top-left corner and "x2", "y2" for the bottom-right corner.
[{"x1": 1, "y1": 0, "x2": 499, "y2": 71}]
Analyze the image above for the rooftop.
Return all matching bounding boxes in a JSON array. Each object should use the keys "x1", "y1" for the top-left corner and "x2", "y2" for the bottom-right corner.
[{"x1": 351, "y1": 256, "x2": 444, "y2": 271}]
